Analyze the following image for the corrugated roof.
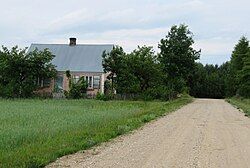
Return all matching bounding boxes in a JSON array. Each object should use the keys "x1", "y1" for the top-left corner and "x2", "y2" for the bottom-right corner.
[{"x1": 28, "y1": 44, "x2": 113, "y2": 72}]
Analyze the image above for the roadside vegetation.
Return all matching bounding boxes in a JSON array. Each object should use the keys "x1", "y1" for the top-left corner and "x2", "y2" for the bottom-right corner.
[
  {"x1": 189, "y1": 36, "x2": 250, "y2": 99},
  {"x1": 102, "y1": 24, "x2": 200, "y2": 100},
  {"x1": 227, "y1": 98, "x2": 250, "y2": 117},
  {"x1": 0, "y1": 24, "x2": 249, "y2": 100},
  {"x1": 0, "y1": 96, "x2": 192, "y2": 168},
  {"x1": 102, "y1": 25, "x2": 250, "y2": 100},
  {"x1": 0, "y1": 47, "x2": 56, "y2": 98},
  {"x1": 0, "y1": 23, "x2": 249, "y2": 167}
]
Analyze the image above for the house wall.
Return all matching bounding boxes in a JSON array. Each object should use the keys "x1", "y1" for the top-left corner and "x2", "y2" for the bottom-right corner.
[
  {"x1": 37, "y1": 71, "x2": 107, "y2": 97},
  {"x1": 61, "y1": 71, "x2": 106, "y2": 96}
]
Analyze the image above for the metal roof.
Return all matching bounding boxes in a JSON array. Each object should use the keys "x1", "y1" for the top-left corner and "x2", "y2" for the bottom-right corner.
[{"x1": 28, "y1": 44, "x2": 114, "y2": 72}]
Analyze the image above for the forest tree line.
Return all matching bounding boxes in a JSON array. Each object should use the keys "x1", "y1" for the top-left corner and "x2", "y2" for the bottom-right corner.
[
  {"x1": 0, "y1": 24, "x2": 249, "y2": 99},
  {"x1": 102, "y1": 24, "x2": 200, "y2": 100},
  {"x1": 190, "y1": 36, "x2": 250, "y2": 98},
  {"x1": 102, "y1": 25, "x2": 250, "y2": 99}
]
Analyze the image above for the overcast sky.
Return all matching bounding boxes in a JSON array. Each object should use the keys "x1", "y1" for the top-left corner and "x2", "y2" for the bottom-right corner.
[{"x1": 1, "y1": 0, "x2": 250, "y2": 65}]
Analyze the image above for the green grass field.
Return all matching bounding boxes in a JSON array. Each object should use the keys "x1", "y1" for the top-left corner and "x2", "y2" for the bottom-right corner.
[
  {"x1": 0, "y1": 96, "x2": 192, "y2": 168},
  {"x1": 227, "y1": 98, "x2": 250, "y2": 117}
]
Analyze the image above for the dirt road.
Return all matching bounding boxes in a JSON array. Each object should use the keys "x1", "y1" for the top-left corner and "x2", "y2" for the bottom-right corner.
[{"x1": 48, "y1": 99, "x2": 250, "y2": 168}]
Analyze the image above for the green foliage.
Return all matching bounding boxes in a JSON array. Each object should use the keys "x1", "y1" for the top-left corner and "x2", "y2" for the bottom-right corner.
[
  {"x1": 102, "y1": 46, "x2": 125, "y2": 93},
  {"x1": 139, "y1": 85, "x2": 176, "y2": 101},
  {"x1": 65, "y1": 70, "x2": 71, "y2": 78},
  {"x1": 227, "y1": 36, "x2": 249, "y2": 96},
  {"x1": 127, "y1": 46, "x2": 164, "y2": 92},
  {"x1": 104, "y1": 80, "x2": 112, "y2": 95},
  {"x1": 69, "y1": 77, "x2": 88, "y2": 99},
  {"x1": 231, "y1": 36, "x2": 249, "y2": 72},
  {"x1": 95, "y1": 92, "x2": 113, "y2": 101},
  {"x1": 189, "y1": 63, "x2": 226, "y2": 98},
  {"x1": 238, "y1": 53, "x2": 250, "y2": 98},
  {"x1": 117, "y1": 46, "x2": 164, "y2": 94},
  {"x1": 0, "y1": 97, "x2": 192, "y2": 167},
  {"x1": 102, "y1": 25, "x2": 201, "y2": 99},
  {"x1": 227, "y1": 98, "x2": 250, "y2": 116},
  {"x1": 0, "y1": 46, "x2": 56, "y2": 98},
  {"x1": 101, "y1": 26, "x2": 248, "y2": 99},
  {"x1": 190, "y1": 36, "x2": 250, "y2": 99},
  {"x1": 159, "y1": 24, "x2": 200, "y2": 92},
  {"x1": 63, "y1": 70, "x2": 87, "y2": 99},
  {"x1": 102, "y1": 45, "x2": 171, "y2": 100}
]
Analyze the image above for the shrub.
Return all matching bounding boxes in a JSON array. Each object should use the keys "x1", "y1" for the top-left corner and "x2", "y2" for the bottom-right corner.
[
  {"x1": 238, "y1": 84, "x2": 250, "y2": 98},
  {"x1": 104, "y1": 80, "x2": 113, "y2": 95},
  {"x1": 96, "y1": 92, "x2": 113, "y2": 101},
  {"x1": 64, "y1": 70, "x2": 87, "y2": 99},
  {"x1": 68, "y1": 77, "x2": 87, "y2": 99},
  {"x1": 139, "y1": 86, "x2": 176, "y2": 101},
  {"x1": 0, "y1": 46, "x2": 56, "y2": 98}
]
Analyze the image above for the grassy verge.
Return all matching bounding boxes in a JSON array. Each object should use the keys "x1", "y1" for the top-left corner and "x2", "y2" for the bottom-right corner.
[
  {"x1": 227, "y1": 98, "x2": 250, "y2": 117},
  {"x1": 0, "y1": 95, "x2": 192, "y2": 168}
]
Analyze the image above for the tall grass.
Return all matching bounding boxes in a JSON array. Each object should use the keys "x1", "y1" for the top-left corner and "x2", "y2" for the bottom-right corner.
[
  {"x1": 227, "y1": 98, "x2": 250, "y2": 117},
  {"x1": 0, "y1": 96, "x2": 192, "y2": 167}
]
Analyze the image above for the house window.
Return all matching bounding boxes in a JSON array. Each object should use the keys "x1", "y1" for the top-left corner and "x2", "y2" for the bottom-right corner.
[
  {"x1": 43, "y1": 78, "x2": 51, "y2": 87},
  {"x1": 93, "y1": 76, "x2": 100, "y2": 89},
  {"x1": 73, "y1": 75, "x2": 80, "y2": 84},
  {"x1": 37, "y1": 78, "x2": 51, "y2": 87},
  {"x1": 85, "y1": 76, "x2": 93, "y2": 88},
  {"x1": 55, "y1": 76, "x2": 63, "y2": 91},
  {"x1": 88, "y1": 76, "x2": 93, "y2": 88},
  {"x1": 85, "y1": 76, "x2": 88, "y2": 86}
]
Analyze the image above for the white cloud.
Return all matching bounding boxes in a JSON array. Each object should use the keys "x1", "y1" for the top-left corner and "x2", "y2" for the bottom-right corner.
[
  {"x1": 194, "y1": 37, "x2": 235, "y2": 65},
  {"x1": 194, "y1": 37, "x2": 235, "y2": 56},
  {"x1": 50, "y1": 27, "x2": 170, "y2": 52},
  {"x1": 42, "y1": 0, "x2": 206, "y2": 35},
  {"x1": 0, "y1": 0, "x2": 250, "y2": 64}
]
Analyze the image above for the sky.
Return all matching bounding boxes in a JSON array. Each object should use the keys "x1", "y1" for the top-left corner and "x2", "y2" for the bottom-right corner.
[{"x1": 1, "y1": 0, "x2": 250, "y2": 65}]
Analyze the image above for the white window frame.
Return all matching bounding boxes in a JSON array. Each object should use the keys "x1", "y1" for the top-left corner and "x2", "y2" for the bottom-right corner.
[
  {"x1": 73, "y1": 75, "x2": 80, "y2": 84},
  {"x1": 93, "y1": 76, "x2": 101, "y2": 89},
  {"x1": 85, "y1": 76, "x2": 93, "y2": 88}
]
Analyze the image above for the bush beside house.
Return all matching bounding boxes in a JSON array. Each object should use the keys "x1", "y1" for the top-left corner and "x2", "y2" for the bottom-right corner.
[{"x1": 0, "y1": 46, "x2": 56, "y2": 98}]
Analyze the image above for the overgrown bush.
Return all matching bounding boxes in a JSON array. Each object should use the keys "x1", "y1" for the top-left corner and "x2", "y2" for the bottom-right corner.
[
  {"x1": 96, "y1": 92, "x2": 113, "y2": 101},
  {"x1": 139, "y1": 86, "x2": 176, "y2": 101},
  {"x1": 238, "y1": 84, "x2": 250, "y2": 98},
  {"x1": 64, "y1": 70, "x2": 88, "y2": 99},
  {"x1": 104, "y1": 80, "x2": 113, "y2": 95},
  {"x1": 68, "y1": 77, "x2": 87, "y2": 99},
  {"x1": 0, "y1": 46, "x2": 56, "y2": 98}
]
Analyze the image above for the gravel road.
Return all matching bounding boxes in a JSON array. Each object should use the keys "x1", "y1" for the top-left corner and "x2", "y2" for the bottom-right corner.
[{"x1": 48, "y1": 99, "x2": 250, "y2": 168}]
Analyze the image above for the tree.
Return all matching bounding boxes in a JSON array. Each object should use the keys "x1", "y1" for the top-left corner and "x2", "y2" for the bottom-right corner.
[
  {"x1": 231, "y1": 36, "x2": 249, "y2": 72},
  {"x1": 102, "y1": 46, "x2": 125, "y2": 93},
  {"x1": 0, "y1": 46, "x2": 56, "y2": 98},
  {"x1": 102, "y1": 45, "x2": 170, "y2": 100},
  {"x1": 227, "y1": 36, "x2": 249, "y2": 96},
  {"x1": 126, "y1": 46, "x2": 163, "y2": 92},
  {"x1": 189, "y1": 63, "x2": 206, "y2": 97},
  {"x1": 189, "y1": 63, "x2": 226, "y2": 98},
  {"x1": 158, "y1": 24, "x2": 200, "y2": 93},
  {"x1": 238, "y1": 52, "x2": 250, "y2": 97}
]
